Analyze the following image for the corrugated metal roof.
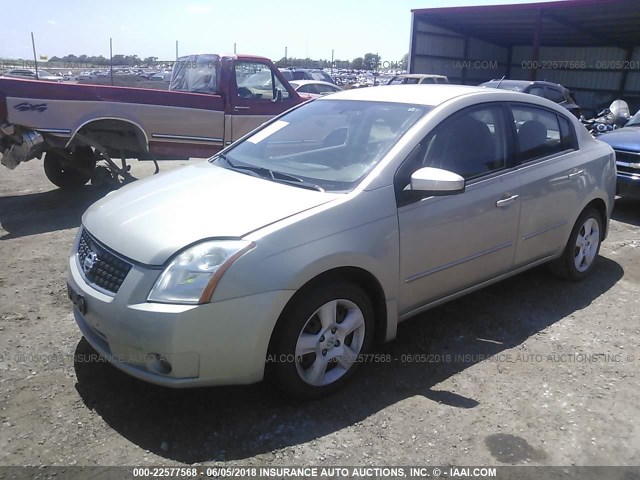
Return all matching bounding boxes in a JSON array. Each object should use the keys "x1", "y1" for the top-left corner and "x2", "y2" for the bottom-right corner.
[{"x1": 411, "y1": 0, "x2": 640, "y2": 48}]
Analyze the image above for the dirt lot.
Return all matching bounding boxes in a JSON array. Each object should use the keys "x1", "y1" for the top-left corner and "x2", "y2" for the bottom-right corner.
[{"x1": 0, "y1": 158, "x2": 639, "y2": 468}]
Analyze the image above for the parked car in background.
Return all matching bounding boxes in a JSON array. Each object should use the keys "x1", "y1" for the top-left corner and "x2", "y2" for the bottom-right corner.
[
  {"x1": 289, "y1": 80, "x2": 342, "y2": 97},
  {"x1": 279, "y1": 68, "x2": 336, "y2": 84},
  {"x1": 386, "y1": 74, "x2": 449, "y2": 85},
  {"x1": 149, "y1": 72, "x2": 171, "y2": 82},
  {"x1": 480, "y1": 79, "x2": 581, "y2": 118},
  {"x1": 598, "y1": 108, "x2": 640, "y2": 199},
  {"x1": 77, "y1": 71, "x2": 98, "y2": 80},
  {"x1": 1, "y1": 68, "x2": 61, "y2": 82},
  {"x1": 67, "y1": 85, "x2": 615, "y2": 398}
]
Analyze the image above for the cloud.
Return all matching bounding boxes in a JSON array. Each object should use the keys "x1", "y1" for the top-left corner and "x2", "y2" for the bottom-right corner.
[
  {"x1": 188, "y1": 5, "x2": 211, "y2": 13},
  {"x1": 47, "y1": 19, "x2": 57, "y2": 25}
]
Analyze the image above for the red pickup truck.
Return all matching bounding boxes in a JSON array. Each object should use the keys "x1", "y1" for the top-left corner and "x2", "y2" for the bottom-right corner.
[{"x1": 0, "y1": 54, "x2": 309, "y2": 188}]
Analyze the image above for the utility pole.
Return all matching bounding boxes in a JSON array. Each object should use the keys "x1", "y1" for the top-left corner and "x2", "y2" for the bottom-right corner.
[
  {"x1": 234, "y1": 43, "x2": 237, "y2": 54},
  {"x1": 373, "y1": 51, "x2": 379, "y2": 86},
  {"x1": 331, "y1": 49, "x2": 334, "y2": 76},
  {"x1": 176, "y1": 40, "x2": 179, "y2": 60},
  {"x1": 109, "y1": 37, "x2": 114, "y2": 86},
  {"x1": 30, "y1": 32, "x2": 39, "y2": 79}
]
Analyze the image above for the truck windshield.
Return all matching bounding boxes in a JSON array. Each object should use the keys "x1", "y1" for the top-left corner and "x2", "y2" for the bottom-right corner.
[
  {"x1": 170, "y1": 55, "x2": 218, "y2": 94},
  {"x1": 214, "y1": 99, "x2": 429, "y2": 192}
]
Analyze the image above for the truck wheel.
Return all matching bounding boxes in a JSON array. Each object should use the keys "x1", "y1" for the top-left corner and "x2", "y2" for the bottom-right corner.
[{"x1": 43, "y1": 148, "x2": 96, "y2": 189}]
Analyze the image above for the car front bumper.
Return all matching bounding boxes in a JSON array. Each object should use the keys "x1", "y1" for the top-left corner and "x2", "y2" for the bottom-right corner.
[
  {"x1": 67, "y1": 253, "x2": 294, "y2": 388},
  {"x1": 617, "y1": 170, "x2": 640, "y2": 198}
]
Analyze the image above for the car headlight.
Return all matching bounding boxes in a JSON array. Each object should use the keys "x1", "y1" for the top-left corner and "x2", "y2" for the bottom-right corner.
[{"x1": 148, "y1": 240, "x2": 254, "y2": 304}]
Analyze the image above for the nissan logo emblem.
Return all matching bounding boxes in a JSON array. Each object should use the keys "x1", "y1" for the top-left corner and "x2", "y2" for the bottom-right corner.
[{"x1": 83, "y1": 251, "x2": 98, "y2": 273}]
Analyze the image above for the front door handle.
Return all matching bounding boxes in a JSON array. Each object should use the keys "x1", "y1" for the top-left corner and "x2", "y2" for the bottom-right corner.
[
  {"x1": 496, "y1": 194, "x2": 519, "y2": 208},
  {"x1": 234, "y1": 106, "x2": 250, "y2": 112},
  {"x1": 568, "y1": 169, "x2": 585, "y2": 180}
]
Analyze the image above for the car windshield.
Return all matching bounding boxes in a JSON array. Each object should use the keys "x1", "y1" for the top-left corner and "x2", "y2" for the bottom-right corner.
[
  {"x1": 212, "y1": 99, "x2": 429, "y2": 192},
  {"x1": 626, "y1": 110, "x2": 640, "y2": 127}
]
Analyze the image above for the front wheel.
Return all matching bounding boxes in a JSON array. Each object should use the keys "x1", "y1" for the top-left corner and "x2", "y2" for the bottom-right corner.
[
  {"x1": 268, "y1": 281, "x2": 374, "y2": 399},
  {"x1": 43, "y1": 148, "x2": 96, "y2": 189},
  {"x1": 551, "y1": 207, "x2": 603, "y2": 280}
]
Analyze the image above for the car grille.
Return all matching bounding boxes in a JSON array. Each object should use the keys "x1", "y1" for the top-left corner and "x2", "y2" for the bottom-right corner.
[
  {"x1": 615, "y1": 150, "x2": 640, "y2": 175},
  {"x1": 77, "y1": 229, "x2": 132, "y2": 294}
]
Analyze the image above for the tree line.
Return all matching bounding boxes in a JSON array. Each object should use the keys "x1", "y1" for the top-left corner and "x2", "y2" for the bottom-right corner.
[
  {"x1": 47, "y1": 54, "x2": 160, "y2": 67},
  {"x1": 45, "y1": 52, "x2": 408, "y2": 70}
]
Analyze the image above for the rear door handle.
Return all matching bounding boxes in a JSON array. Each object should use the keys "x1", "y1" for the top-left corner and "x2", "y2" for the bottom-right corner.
[
  {"x1": 496, "y1": 194, "x2": 519, "y2": 208},
  {"x1": 233, "y1": 106, "x2": 250, "y2": 111},
  {"x1": 568, "y1": 169, "x2": 585, "y2": 180}
]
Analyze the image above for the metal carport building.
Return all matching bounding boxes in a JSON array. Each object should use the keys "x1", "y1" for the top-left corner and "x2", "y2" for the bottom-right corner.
[{"x1": 409, "y1": 0, "x2": 640, "y2": 114}]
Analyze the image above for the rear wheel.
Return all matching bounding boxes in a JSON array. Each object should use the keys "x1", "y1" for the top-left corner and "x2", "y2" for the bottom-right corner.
[
  {"x1": 268, "y1": 281, "x2": 374, "y2": 399},
  {"x1": 43, "y1": 147, "x2": 96, "y2": 189},
  {"x1": 551, "y1": 207, "x2": 602, "y2": 280}
]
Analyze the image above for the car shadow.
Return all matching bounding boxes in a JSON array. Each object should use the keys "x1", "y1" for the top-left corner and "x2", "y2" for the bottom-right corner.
[
  {"x1": 0, "y1": 187, "x2": 109, "y2": 240},
  {"x1": 612, "y1": 197, "x2": 640, "y2": 227},
  {"x1": 73, "y1": 257, "x2": 623, "y2": 463}
]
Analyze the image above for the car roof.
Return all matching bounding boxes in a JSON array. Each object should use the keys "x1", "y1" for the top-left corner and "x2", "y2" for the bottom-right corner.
[
  {"x1": 290, "y1": 80, "x2": 337, "y2": 87},
  {"x1": 481, "y1": 79, "x2": 565, "y2": 90},
  {"x1": 395, "y1": 74, "x2": 448, "y2": 79},
  {"x1": 322, "y1": 84, "x2": 495, "y2": 106}
]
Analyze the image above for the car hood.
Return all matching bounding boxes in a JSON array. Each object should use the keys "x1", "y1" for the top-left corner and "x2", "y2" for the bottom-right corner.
[
  {"x1": 82, "y1": 162, "x2": 338, "y2": 265},
  {"x1": 598, "y1": 126, "x2": 640, "y2": 151}
]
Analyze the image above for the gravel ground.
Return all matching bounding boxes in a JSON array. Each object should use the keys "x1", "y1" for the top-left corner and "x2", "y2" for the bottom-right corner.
[{"x1": 0, "y1": 158, "x2": 639, "y2": 468}]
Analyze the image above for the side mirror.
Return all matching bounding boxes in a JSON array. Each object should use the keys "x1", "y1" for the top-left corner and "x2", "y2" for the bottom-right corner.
[
  {"x1": 410, "y1": 167, "x2": 465, "y2": 196},
  {"x1": 272, "y1": 88, "x2": 283, "y2": 103}
]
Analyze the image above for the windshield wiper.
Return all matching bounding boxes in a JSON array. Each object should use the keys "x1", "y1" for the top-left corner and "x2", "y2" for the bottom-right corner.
[
  {"x1": 217, "y1": 154, "x2": 325, "y2": 192},
  {"x1": 217, "y1": 154, "x2": 274, "y2": 179},
  {"x1": 271, "y1": 174, "x2": 325, "y2": 192}
]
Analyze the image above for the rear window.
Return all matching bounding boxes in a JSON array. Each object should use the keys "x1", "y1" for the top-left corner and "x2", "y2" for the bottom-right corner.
[
  {"x1": 170, "y1": 56, "x2": 218, "y2": 93},
  {"x1": 545, "y1": 88, "x2": 566, "y2": 104}
]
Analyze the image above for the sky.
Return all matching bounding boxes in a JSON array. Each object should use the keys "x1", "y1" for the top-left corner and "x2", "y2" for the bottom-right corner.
[{"x1": 1, "y1": 0, "x2": 562, "y2": 63}]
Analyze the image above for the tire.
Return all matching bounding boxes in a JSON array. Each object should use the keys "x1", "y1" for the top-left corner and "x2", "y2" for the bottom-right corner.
[
  {"x1": 268, "y1": 281, "x2": 374, "y2": 399},
  {"x1": 43, "y1": 148, "x2": 96, "y2": 189},
  {"x1": 550, "y1": 207, "x2": 603, "y2": 280}
]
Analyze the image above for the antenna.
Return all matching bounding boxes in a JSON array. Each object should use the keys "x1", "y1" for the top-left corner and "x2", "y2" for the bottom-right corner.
[{"x1": 496, "y1": 75, "x2": 506, "y2": 88}]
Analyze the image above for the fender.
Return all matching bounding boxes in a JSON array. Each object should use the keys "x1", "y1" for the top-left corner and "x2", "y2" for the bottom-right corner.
[{"x1": 66, "y1": 116, "x2": 149, "y2": 151}]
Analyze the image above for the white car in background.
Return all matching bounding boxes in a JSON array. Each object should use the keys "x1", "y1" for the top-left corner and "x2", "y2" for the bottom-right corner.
[
  {"x1": 2, "y1": 68, "x2": 61, "y2": 81},
  {"x1": 67, "y1": 85, "x2": 615, "y2": 398},
  {"x1": 289, "y1": 80, "x2": 342, "y2": 97}
]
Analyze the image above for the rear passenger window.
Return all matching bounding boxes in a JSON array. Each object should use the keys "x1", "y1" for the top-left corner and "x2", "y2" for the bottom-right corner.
[
  {"x1": 512, "y1": 105, "x2": 566, "y2": 162},
  {"x1": 298, "y1": 84, "x2": 319, "y2": 95},
  {"x1": 558, "y1": 115, "x2": 578, "y2": 150}
]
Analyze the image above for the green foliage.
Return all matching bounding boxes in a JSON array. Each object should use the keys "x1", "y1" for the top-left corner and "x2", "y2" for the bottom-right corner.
[
  {"x1": 351, "y1": 57, "x2": 365, "y2": 70},
  {"x1": 363, "y1": 53, "x2": 380, "y2": 70}
]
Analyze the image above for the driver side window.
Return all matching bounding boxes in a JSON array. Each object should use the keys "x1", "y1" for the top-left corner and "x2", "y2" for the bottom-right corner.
[
  {"x1": 234, "y1": 61, "x2": 289, "y2": 100},
  {"x1": 394, "y1": 104, "x2": 508, "y2": 206}
]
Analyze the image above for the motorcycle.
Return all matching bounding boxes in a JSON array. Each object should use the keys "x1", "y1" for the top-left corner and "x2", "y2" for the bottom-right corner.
[{"x1": 580, "y1": 99, "x2": 631, "y2": 137}]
